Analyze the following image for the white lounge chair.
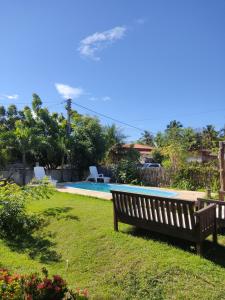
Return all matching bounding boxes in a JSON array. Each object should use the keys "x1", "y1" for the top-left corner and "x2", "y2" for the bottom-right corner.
[
  {"x1": 86, "y1": 166, "x2": 110, "y2": 183},
  {"x1": 34, "y1": 166, "x2": 57, "y2": 186}
]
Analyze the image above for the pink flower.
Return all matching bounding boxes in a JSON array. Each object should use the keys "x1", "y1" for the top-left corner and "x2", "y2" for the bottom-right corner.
[{"x1": 37, "y1": 283, "x2": 45, "y2": 289}]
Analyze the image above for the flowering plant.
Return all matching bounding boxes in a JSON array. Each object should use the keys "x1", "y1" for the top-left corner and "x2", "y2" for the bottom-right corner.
[
  {"x1": 0, "y1": 268, "x2": 88, "y2": 300},
  {"x1": 0, "y1": 268, "x2": 23, "y2": 300}
]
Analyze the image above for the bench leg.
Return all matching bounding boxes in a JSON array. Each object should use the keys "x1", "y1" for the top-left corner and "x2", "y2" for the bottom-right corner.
[
  {"x1": 213, "y1": 231, "x2": 217, "y2": 244},
  {"x1": 196, "y1": 242, "x2": 203, "y2": 256},
  {"x1": 114, "y1": 214, "x2": 118, "y2": 231}
]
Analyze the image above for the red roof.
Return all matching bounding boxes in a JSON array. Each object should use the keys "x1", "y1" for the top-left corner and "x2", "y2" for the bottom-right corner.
[{"x1": 123, "y1": 143, "x2": 154, "y2": 151}]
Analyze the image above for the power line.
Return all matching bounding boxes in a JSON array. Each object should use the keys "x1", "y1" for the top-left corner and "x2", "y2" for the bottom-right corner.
[{"x1": 72, "y1": 101, "x2": 145, "y2": 132}]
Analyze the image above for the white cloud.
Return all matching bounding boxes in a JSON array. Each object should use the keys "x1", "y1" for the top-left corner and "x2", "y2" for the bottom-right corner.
[
  {"x1": 102, "y1": 96, "x2": 111, "y2": 101},
  {"x1": 0, "y1": 94, "x2": 19, "y2": 100},
  {"x1": 55, "y1": 83, "x2": 84, "y2": 99},
  {"x1": 78, "y1": 26, "x2": 127, "y2": 60}
]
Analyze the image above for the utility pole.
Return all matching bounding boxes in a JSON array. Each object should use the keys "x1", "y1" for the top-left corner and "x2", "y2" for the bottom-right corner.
[
  {"x1": 66, "y1": 98, "x2": 72, "y2": 136},
  {"x1": 219, "y1": 141, "x2": 225, "y2": 200}
]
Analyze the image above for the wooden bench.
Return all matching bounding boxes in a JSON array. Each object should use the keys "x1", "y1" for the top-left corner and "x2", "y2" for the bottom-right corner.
[
  {"x1": 197, "y1": 198, "x2": 225, "y2": 229},
  {"x1": 111, "y1": 190, "x2": 217, "y2": 256}
]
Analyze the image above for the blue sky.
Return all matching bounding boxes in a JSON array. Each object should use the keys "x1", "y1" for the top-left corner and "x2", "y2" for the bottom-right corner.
[{"x1": 0, "y1": 0, "x2": 225, "y2": 141}]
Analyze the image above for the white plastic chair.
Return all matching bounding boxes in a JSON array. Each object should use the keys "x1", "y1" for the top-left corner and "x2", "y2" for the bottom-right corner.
[
  {"x1": 86, "y1": 166, "x2": 110, "y2": 183},
  {"x1": 34, "y1": 166, "x2": 57, "y2": 186}
]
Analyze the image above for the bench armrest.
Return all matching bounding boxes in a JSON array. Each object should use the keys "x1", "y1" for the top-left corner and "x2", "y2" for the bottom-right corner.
[{"x1": 194, "y1": 204, "x2": 216, "y2": 238}]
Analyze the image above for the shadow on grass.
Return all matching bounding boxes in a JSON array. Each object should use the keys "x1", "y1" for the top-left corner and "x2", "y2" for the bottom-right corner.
[
  {"x1": 124, "y1": 227, "x2": 225, "y2": 268},
  {"x1": 43, "y1": 206, "x2": 80, "y2": 221},
  {"x1": 2, "y1": 207, "x2": 79, "y2": 264},
  {"x1": 3, "y1": 232, "x2": 61, "y2": 264}
]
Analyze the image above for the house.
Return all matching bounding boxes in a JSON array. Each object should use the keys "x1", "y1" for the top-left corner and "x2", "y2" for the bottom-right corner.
[
  {"x1": 187, "y1": 149, "x2": 217, "y2": 163},
  {"x1": 123, "y1": 143, "x2": 154, "y2": 163}
]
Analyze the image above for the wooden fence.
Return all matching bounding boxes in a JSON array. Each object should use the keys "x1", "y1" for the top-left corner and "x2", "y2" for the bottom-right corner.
[
  {"x1": 138, "y1": 167, "x2": 171, "y2": 187},
  {"x1": 100, "y1": 166, "x2": 171, "y2": 187}
]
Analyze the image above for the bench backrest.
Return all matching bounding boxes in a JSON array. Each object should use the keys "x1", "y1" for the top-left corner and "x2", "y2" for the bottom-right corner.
[
  {"x1": 197, "y1": 198, "x2": 225, "y2": 227},
  {"x1": 111, "y1": 190, "x2": 196, "y2": 230}
]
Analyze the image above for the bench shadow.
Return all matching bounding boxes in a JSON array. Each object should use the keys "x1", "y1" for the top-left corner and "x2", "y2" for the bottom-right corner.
[
  {"x1": 43, "y1": 206, "x2": 80, "y2": 221},
  {"x1": 124, "y1": 227, "x2": 225, "y2": 268}
]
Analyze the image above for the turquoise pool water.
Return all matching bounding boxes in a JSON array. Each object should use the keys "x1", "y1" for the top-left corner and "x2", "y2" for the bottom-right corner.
[{"x1": 65, "y1": 182, "x2": 177, "y2": 198}]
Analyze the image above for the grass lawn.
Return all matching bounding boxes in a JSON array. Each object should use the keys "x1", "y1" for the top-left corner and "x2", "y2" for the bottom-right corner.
[{"x1": 1, "y1": 191, "x2": 225, "y2": 299}]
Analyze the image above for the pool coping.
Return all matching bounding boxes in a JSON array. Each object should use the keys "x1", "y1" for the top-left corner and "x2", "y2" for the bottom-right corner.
[{"x1": 57, "y1": 182, "x2": 206, "y2": 201}]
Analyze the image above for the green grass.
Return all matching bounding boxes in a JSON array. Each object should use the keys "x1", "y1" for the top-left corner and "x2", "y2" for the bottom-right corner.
[{"x1": 1, "y1": 191, "x2": 225, "y2": 299}]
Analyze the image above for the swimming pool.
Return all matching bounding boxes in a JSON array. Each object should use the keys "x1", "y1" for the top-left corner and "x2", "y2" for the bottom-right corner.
[{"x1": 65, "y1": 182, "x2": 177, "y2": 198}]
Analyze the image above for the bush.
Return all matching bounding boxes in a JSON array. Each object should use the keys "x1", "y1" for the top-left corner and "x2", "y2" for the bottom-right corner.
[
  {"x1": 0, "y1": 182, "x2": 53, "y2": 238},
  {"x1": 0, "y1": 268, "x2": 88, "y2": 300},
  {"x1": 112, "y1": 159, "x2": 140, "y2": 184},
  {"x1": 171, "y1": 162, "x2": 219, "y2": 191},
  {"x1": 151, "y1": 149, "x2": 164, "y2": 164}
]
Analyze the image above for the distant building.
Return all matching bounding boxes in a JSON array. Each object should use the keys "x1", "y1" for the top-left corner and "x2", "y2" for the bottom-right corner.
[
  {"x1": 123, "y1": 143, "x2": 154, "y2": 163},
  {"x1": 187, "y1": 149, "x2": 217, "y2": 163}
]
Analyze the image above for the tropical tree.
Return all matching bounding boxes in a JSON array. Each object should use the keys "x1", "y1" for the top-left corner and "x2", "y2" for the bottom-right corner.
[
  {"x1": 166, "y1": 120, "x2": 183, "y2": 130},
  {"x1": 202, "y1": 125, "x2": 218, "y2": 149},
  {"x1": 104, "y1": 125, "x2": 126, "y2": 164},
  {"x1": 14, "y1": 121, "x2": 37, "y2": 184},
  {"x1": 138, "y1": 130, "x2": 154, "y2": 146},
  {"x1": 70, "y1": 115, "x2": 106, "y2": 178}
]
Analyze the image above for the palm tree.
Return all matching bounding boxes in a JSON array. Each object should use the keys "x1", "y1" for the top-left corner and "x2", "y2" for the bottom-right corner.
[
  {"x1": 14, "y1": 121, "x2": 37, "y2": 185},
  {"x1": 138, "y1": 130, "x2": 154, "y2": 146},
  {"x1": 202, "y1": 125, "x2": 218, "y2": 149},
  {"x1": 166, "y1": 120, "x2": 183, "y2": 130}
]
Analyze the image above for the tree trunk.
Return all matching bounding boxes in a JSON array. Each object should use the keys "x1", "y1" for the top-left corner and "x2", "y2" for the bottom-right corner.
[
  {"x1": 219, "y1": 141, "x2": 225, "y2": 200},
  {"x1": 22, "y1": 152, "x2": 26, "y2": 185},
  {"x1": 60, "y1": 155, "x2": 65, "y2": 182}
]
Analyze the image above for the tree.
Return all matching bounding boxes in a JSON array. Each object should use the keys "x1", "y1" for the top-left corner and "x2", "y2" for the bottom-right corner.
[
  {"x1": 219, "y1": 125, "x2": 225, "y2": 138},
  {"x1": 138, "y1": 130, "x2": 154, "y2": 146},
  {"x1": 151, "y1": 149, "x2": 164, "y2": 164},
  {"x1": 14, "y1": 121, "x2": 37, "y2": 184},
  {"x1": 104, "y1": 125, "x2": 126, "y2": 149},
  {"x1": 32, "y1": 93, "x2": 42, "y2": 114},
  {"x1": 104, "y1": 125, "x2": 126, "y2": 164},
  {"x1": 182, "y1": 127, "x2": 199, "y2": 151},
  {"x1": 0, "y1": 106, "x2": 6, "y2": 125},
  {"x1": 166, "y1": 120, "x2": 183, "y2": 130},
  {"x1": 202, "y1": 125, "x2": 218, "y2": 149},
  {"x1": 70, "y1": 115, "x2": 106, "y2": 178}
]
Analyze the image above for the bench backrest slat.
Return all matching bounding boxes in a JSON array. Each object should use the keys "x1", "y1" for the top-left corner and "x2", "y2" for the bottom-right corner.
[
  {"x1": 171, "y1": 201, "x2": 178, "y2": 227},
  {"x1": 165, "y1": 201, "x2": 172, "y2": 225},
  {"x1": 177, "y1": 202, "x2": 184, "y2": 228},
  {"x1": 155, "y1": 199, "x2": 161, "y2": 223},
  {"x1": 183, "y1": 203, "x2": 190, "y2": 229},
  {"x1": 160, "y1": 200, "x2": 166, "y2": 224}
]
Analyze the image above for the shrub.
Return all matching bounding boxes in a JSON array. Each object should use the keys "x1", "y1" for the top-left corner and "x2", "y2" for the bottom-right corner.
[
  {"x1": 0, "y1": 268, "x2": 23, "y2": 299},
  {"x1": 151, "y1": 149, "x2": 164, "y2": 164},
  {"x1": 171, "y1": 162, "x2": 219, "y2": 191},
  {"x1": 112, "y1": 159, "x2": 140, "y2": 184},
  {"x1": 0, "y1": 182, "x2": 53, "y2": 238},
  {"x1": 0, "y1": 268, "x2": 88, "y2": 300}
]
